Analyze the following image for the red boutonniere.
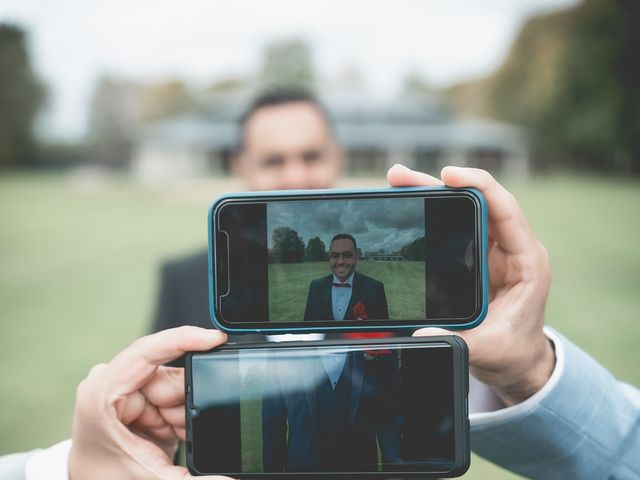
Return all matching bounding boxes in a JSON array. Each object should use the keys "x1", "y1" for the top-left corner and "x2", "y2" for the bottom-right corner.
[
  {"x1": 352, "y1": 301, "x2": 368, "y2": 320},
  {"x1": 342, "y1": 302, "x2": 392, "y2": 356}
]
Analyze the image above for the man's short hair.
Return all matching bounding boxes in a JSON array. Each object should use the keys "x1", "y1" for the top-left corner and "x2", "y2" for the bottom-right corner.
[
  {"x1": 330, "y1": 233, "x2": 357, "y2": 253},
  {"x1": 237, "y1": 87, "x2": 333, "y2": 150}
]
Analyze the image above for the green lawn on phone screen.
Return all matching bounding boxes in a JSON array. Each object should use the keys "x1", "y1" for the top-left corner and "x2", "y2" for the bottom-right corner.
[{"x1": 268, "y1": 260, "x2": 426, "y2": 322}]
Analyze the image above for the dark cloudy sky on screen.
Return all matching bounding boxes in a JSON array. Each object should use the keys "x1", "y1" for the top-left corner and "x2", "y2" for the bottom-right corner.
[{"x1": 267, "y1": 198, "x2": 424, "y2": 253}]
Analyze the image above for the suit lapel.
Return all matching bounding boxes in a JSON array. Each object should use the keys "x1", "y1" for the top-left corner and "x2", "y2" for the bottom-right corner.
[
  {"x1": 345, "y1": 271, "x2": 364, "y2": 320},
  {"x1": 301, "y1": 356, "x2": 318, "y2": 437},
  {"x1": 349, "y1": 351, "x2": 364, "y2": 426},
  {"x1": 321, "y1": 274, "x2": 334, "y2": 320}
]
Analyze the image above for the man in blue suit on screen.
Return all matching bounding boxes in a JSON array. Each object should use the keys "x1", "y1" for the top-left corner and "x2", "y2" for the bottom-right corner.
[
  {"x1": 258, "y1": 233, "x2": 400, "y2": 473},
  {"x1": 303, "y1": 234, "x2": 389, "y2": 322}
]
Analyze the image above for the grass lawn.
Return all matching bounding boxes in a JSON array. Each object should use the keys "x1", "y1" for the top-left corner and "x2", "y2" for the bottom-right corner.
[
  {"x1": 268, "y1": 260, "x2": 425, "y2": 322},
  {"x1": 1, "y1": 172, "x2": 639, "y2": 480}
]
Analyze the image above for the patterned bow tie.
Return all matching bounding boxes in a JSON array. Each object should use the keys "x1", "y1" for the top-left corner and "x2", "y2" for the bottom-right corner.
[{"x1": 332, "y1": 282, "x2": 351, "y2": 288}]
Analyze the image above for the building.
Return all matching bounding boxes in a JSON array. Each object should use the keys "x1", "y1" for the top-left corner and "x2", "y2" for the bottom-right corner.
[
  {"x1": 367, "y1": 254, "x2": 405, "y2": 262},
  {"x1": 132, "y1": 87, "x2": 529, "y2": 183}
]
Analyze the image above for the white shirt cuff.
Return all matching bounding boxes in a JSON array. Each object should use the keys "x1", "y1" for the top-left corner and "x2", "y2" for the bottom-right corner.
[
  {"x1": 25, "y1": 439, "x2": 71, "y2": 480},
  {"x1": 469, "y1": 326, "x2": 565, "y2": 428}
]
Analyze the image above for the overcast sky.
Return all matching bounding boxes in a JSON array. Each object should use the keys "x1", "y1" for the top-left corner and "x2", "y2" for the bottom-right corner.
[
  {"x1": 1, "y1": 0, "x2": 579, "y2": 140},
  {"x1": 267, "y1": 198, "x2": 424, "y2": 254}
]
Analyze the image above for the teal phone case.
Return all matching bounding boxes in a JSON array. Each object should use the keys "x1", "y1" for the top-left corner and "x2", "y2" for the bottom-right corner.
[{"x1": 208, "y1": 186, "x2": 488, "y2": 334}]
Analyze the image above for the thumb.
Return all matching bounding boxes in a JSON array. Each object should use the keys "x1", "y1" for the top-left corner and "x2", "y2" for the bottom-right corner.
[
  {"x1": 412, "y1": 327, "x2": 455, "y2": 338},
  {"x1": 105, "y1": 327, "x2": 227, "y2": 395}
]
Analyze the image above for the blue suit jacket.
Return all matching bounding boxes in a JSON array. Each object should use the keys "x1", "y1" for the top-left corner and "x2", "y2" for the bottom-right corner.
[
  {"x1": 261, "y1": 350, "x2": 402, "y2": 472},
  {"x1": 471, "y1": 331, "x2": 640, "y2": 479},
  {"x1": 303, "y1": 271, "x2": 389, "y2": 322}
]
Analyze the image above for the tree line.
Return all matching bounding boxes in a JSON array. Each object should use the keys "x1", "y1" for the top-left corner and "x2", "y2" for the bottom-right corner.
[
  {"x1": 449, "y1": 0, "x2": 640, "y2": 174},
  {"x1": 4, "y1": 1, "x2": 639, "y2": 174},
  {"x1": 270, "y1": 226, "x2": 426, "y2": 263}
]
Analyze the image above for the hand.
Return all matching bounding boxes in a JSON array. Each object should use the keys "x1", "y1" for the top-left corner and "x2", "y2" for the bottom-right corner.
[
  {"x1": 69, "y1": 326, "x2": 232, "y2": 480},
  {"x1": 388, "y1": 164, "x2": 555, "y2": 405}
]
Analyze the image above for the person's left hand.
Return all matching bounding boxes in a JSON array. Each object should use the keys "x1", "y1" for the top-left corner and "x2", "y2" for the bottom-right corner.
[{"x1": 69, "y1": 326, "x2": 232, "y2": 480}]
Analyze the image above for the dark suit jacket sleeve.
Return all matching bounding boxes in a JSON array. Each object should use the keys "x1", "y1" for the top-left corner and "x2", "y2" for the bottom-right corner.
[
  {"x1": 377, "y1": 281, "x2": 389, "y2": 320},
  {"x1": 376, "y1": 352, "x2": 403, "y2": 465},
  {"x1": 149, "y1": 250, "x2": 212, "y2": 334},
  {"x1": 262, "y1": 358, "x2": 287, "y2": 472},
  {"x1": 303, "y1": 279, "x2": 320, "y2": 321},
  {"x1": 366, "y1": 278, "x2": 389, "y2": 320},
  {"x1": 151, "y1": 262, "x2": 178, "y2": 333}
]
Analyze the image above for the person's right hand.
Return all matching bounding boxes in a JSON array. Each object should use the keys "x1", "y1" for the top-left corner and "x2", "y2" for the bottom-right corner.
[
  {"x1": 69, "y1": 326, "x2": 233, "y2": 480},
  {"x1": 388, "y1": 164, "x2": 555, "y2": 406}
]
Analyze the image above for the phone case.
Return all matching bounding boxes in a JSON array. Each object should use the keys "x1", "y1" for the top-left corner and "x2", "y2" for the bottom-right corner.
[
  {"x1": 208, "y1": 186, "x2": 488, "y2": 334},
  {"x1": 185, "y1": 335, "x2": 470, "y2": 478}
]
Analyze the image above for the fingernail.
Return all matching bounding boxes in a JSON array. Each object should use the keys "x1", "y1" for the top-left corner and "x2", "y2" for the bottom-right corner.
[{"x1": 205, "y1": 329, "x2": 225, "y2": 339}]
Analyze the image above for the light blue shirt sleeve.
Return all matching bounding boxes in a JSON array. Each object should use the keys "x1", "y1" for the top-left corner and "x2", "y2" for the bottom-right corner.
[{"x1": 470, "y1": 328, "x2": 640, "y2": 479}]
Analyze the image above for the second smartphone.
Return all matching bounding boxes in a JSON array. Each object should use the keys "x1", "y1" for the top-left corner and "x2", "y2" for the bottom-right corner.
[
  {"x1": 186, "y1": 335, "x2": 470, "y2": 478},
  {"x1": 210, "y1": 187, "x2": 488, "y2": 333}
]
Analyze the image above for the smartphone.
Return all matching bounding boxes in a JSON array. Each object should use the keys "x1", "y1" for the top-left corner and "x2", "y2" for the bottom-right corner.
[
  {"x1": 209, "y1": 187, "x2": 487, "y2": 333},
  {"x1": 185, "y1": 336, "x2": 469, "y2": 478}
]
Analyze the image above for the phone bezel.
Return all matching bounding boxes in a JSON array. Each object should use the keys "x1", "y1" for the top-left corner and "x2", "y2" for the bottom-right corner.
[
  {"x1": 208, "y1": 186, "x2": 488, "y2": 333},
  {"x1": 185, "y1": 335, "x2": 470, "y2": 478}
]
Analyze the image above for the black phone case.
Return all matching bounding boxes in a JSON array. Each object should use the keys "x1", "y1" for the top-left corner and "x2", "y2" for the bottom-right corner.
[{"x1": 185, "y1": 335, "x2": 470, "y2": 478}]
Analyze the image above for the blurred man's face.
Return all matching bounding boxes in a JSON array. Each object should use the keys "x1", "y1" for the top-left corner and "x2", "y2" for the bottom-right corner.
[
  {"x1": 232, "y1": 102, "x2": 343, "y2": 190},
  {"x1": 329, "y1": 238, "x2": 357, "y2": 282}
]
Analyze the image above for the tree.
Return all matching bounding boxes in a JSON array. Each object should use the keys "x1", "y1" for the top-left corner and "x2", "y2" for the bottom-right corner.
[
  {"x1": 138, "y1": 79, "x2": 193, "y2": 122},
  {"x1": 259, "y1": 38, "x2": 315, "y2": 91},
  {"x1": 87, "y1": 75, "x2": 138, "y2": 169},
  {"x1": 449, "y1": 0, "x2": 640, "y2": 174},
  {"x1": 399, "y1": 236, "x2": 425, "y2": 261},
  {"x1": 305, "y1": 236, "x2": 326, "y2": 261},
  {"x1": 0, "y1": 24, "x2": 45, "y2": 168},
  {"x1": 272, "y1": 226, "x2": 305, "y2": 263}
]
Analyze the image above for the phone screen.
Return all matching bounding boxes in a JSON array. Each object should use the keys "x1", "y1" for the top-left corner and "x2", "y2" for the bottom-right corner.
[
  {"x1": 187, "y1": 340, "x2": 467, "y2": 477},
  {"x1": 214, "y1": 191, "x2": 482, "y2": 328}
]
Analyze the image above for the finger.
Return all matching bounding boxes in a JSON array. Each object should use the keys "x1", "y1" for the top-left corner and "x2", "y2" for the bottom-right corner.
[
  {"x1": 186, "y1": 473, "x2": 237, "y2": 480},
  {"x1": 86, "y1": 363, "x2": 108, "y2": 379},
  {"x1": 441, "y1": 166, "x2": 536, "y2": 255},
  {"x1": 387, "y1": 164, "x2": 443, "y2": 187},
  {"x1": 116, "y1": 326, "x2": 227, "y2": 367},
  {"x1": 413, "y1": 328, "x2": 474, "y2": 360},
  {"x1": 159, "y1": 404, "x2": 185, "y2": 428},
  {"x1": 174, "y1": 426, "x2": 186, "y2": 441},
  {"x1": 412, "y1": 327, "x2": 456, "y2": 338},
  {"x1": 153, "y1": 464, "x2": 236, "y2": 480},
  {"x1": 128, "y1": 401, "x2": 166, "y2": 430},
  {"x1": 141, "y1": 367, "x2": 184, "y2": 408},
  {"x1": 105, "y1": 327, "x2": 226, "y2": 395}
]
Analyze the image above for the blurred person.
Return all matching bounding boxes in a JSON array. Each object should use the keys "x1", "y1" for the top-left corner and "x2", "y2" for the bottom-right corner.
[
  {"x1": 1, "y1": 165, "x2": 639, "y2": 479},
  {"x1": 151, "y1": 88, "x2": 344, "y2": 346}
]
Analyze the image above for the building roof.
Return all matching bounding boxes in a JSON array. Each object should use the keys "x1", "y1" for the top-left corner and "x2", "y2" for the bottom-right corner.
[{"x1": 137, "y1": 89, "x2": 527, "y2": 153}]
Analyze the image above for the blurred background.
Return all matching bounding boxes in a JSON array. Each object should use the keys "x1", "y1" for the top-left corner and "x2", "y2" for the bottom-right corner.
[{"x1": 0, "y1": 0, "x2": 639, "y2": 477}]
